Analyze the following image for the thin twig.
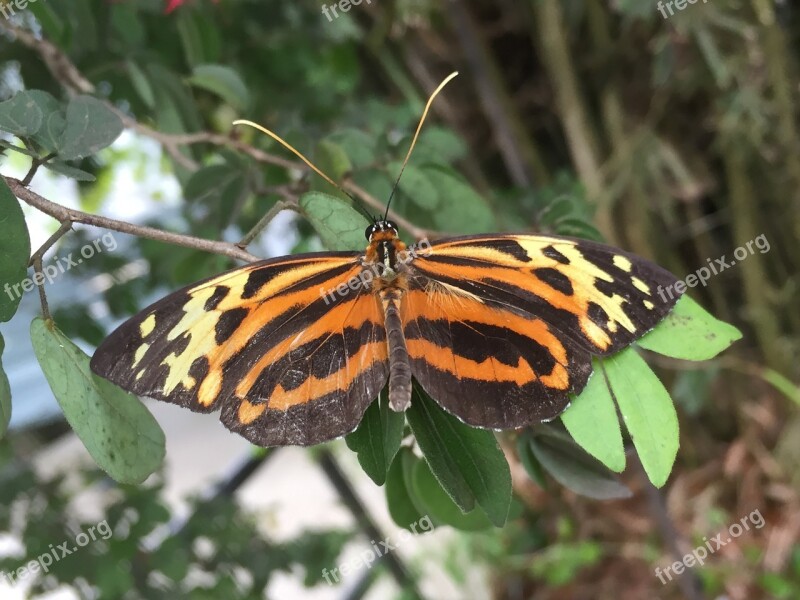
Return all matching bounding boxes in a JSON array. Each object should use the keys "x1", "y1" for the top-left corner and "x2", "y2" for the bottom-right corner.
[
  {"x1": 21, "y1": 152, "x2": 57, "y2": 186},
  {"x1": 165, "y1": 130, "x2": 302, "y2": 171},
  {"x1": 28, "y1": 220, "x2": 73, "y2": 267},
  {"x1": 238, "y1": 198, "x2": 297, "y2": 249},
  {"x1": 4, "y1": 177, "x2": 260, "y2": 263},
  {"x1": 31, "y1": 258, "x2": 51, "y2": 321}
]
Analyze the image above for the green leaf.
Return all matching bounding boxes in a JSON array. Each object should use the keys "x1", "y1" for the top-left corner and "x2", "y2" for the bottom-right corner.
[
  {"x1": 385, "y1": 448, "x2": 428, "y2": 530},
  {"x1": 516, "y1": 434, "x2": 549, "y2": 489},
  {"x1": 603, "y1": 348, "x2": 679, "y2": 487},
  {"x1": 299, "y1": 191, "x2": 369, "y2": 251},
  {"x1": 0, "y1": 90, "x2": 59, "y2": 137},
  {"x1": 176, "y1": 11, "x2": 221, "y2": 67},
  {"x1": 33, "y1": 109, "x2": 68, "y2": 154},
  {"x1": 188, "y1": 64, "x2": 250, "y2": 111},
  {"x1": 43, "y1": 161, "x2": 97, "y2": 182},
  {"x1": 387, "y1": 161, "x2": 439, "y2": 210},
  {"x1": 423, "y1": 165, "x2": 495, "y2": 233},
  {"x1": 345, "y1": 389, "x2": 404, "y2": 486},
  {"x1": 184, "y1": 164, "x2": 241, "y2": 204},
  {"x1": 0, "y1": 178, "x2": 31, "y2": 322},
  {"x1": 407, "y1": 384, "x2": 511, "y2": 526},
  {"x1": 561, "y1": 360, "x2": 626, "y2": 472},
  {"x1": 637, "y1": 295, "x2": 741, "y2": 360},
  {"x1": 529, "y1": 541, "x2": 603, "y2": 586},
  {"x1": 0, "y1": 333, "x2": 10, "y2": 440},
  {"x1": 30, "y1": 318, "x2": 165, "y2": 483},
  {"x1": 527, "y1": 428, "x2": 632, "y2": 500},
  {"x1": 553, "y1": 218, "x2": 603, "y2": 241},
  {"x1": 58, "y1": 96, "x2": 124, "y2": 160},
  {"x1": 176, "y1": 11, "x2": 206, "y2": 67},
  {"x1": 414, "y1": 127, "x2": 467, "y2": 164},
  {"x1": 28, "y1": 1, "x2": 65, "y2": 41},
  {"x1": 409, "y1": 455, "x2": 492, "y2": 531},
  {"x1": 315, "y1": 140, "x2": 352, "y2": 183},
  {"x1": 0, "y1": 139, "x2": 39, "y2": 157},
  {"x1": 327, "y1": 129, "x2": 376, "y2": 168},
  {"x1": 755, "y1": 367, "x2": 800, "y2": 406},
  {"x1": 127, "y1": 61, "x2": 156, "y2": 109}
]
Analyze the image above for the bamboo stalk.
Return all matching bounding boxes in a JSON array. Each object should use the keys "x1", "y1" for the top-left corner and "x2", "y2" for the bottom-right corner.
[
  {"x1": 722, "y1": 143, "x2": 791, "y2": 376},
  {"x1": 531, "y1": 0, "x2": 614, "y2": 241}
]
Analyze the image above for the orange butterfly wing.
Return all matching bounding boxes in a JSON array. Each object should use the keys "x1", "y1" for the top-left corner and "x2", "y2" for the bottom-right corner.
[
  {"x1": 90, "y1": 253, "x2": 388, "y2": 446},
  {"x1": 402, "y1": 234, "x2": 681, "y2": 428}
]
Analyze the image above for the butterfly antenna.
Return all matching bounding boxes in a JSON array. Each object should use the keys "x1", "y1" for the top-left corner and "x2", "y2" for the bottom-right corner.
[
  {"x1": 384, "y1": 71, "x2": 459, "y2": 220},
  {"x1": 232, "y1": 119, "x2": 376, "y2": 223}
]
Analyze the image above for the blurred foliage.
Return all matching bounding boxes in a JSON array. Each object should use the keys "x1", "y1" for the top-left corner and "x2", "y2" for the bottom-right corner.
[
  {"x1": 0, "y1": 0, "x2": 798, "y2": 598},
  {"x1": 0, "y1": 440, "x2": 352, "y2": 599}
]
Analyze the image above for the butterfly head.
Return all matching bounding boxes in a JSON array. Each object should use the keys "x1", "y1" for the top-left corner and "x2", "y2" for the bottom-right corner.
[{"x1": 365, "y1": 220, "x2": 399, "y2": 241}]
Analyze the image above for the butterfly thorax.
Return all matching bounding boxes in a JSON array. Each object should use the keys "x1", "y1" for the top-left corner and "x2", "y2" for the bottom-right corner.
[
  {"x1": 364, "y1": 228, "x2": 410, "y2": 299},
  {"x1": 365, "y1": 229, "x2": 407, "y2": 272}
]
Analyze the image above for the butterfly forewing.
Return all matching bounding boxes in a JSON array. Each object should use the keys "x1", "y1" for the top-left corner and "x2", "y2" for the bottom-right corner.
[
  {"x1": 403, "y1": 234, "x2": 681, "y2": 428},
  {"x1": 90, "y1": 253, "x2": 389, "y2": 446}
]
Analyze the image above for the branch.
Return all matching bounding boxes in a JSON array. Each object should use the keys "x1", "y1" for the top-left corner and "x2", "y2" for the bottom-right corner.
[
  {"x1": 31, "y1": 257, "x2": 51, "y2": 320},
  {"x1": 0, "y1": 22, "x2": 94, "y2": 95},
  {"x1": 26, "y1": 219, "x2": 73, "y2": 321},
  {"x1": 2, "y1": 22, "x2": 435, "y2": 243},
  {"x1": 0, "y1": 21, "x2": 299, "y2": 173},
  {"x1": 238, "y1": 187, "x2": 299, "y2": 249},
  {"x1": 4, "y1": 177, "x2": 260, "y2": 263},
  {"x1": 28, "y1": 220, "x2": 73, "y2": 267},
  {"x1": 22, "y1": 152, "x2": 56, "y2": 186}
]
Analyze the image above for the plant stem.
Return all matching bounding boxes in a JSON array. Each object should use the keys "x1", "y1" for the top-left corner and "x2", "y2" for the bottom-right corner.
[
  {"x1": 28, "y1": 220, "x2": 73, "y2": 267},
  {"x1": 5, "y1": 177, "x2": 260, "y2": 264},
  {"x1": 238, "y1": 199, "x2": 296, "y2": 249}
]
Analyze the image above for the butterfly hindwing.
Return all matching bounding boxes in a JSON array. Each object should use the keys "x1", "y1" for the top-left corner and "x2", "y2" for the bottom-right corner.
[
  {"x1": 403, "y1": 234, "x2": 681, "y2": 428},
  {"x1": 90, "y1": 253, "x2": 389, "y2": 446},
  {"x1": 401, "y1": 284, "x2": 593, "y2": 428}
]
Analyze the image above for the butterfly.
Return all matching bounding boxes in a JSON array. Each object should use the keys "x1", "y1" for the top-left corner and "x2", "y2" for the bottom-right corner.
[{"x1": 89, "y1": 73, "x2": 682, "y2": 447}]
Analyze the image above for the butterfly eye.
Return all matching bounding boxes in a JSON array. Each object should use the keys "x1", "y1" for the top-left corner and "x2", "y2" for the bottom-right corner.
[
  {"x1": 365, "y1": 225, "x2": 375, "y2": 240},
  {"x1": 386, "y1": 220, "x2": 398, "y2": 233}
]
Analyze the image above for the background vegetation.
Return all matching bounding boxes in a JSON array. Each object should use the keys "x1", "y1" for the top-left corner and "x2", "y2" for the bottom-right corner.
[{"x1": 0, "y1": 0, "x2": 798, "y2": 598}]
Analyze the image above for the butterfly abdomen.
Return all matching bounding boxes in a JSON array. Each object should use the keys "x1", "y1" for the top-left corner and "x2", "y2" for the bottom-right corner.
[{"x1": 381, "y1": 288, "x2": 412, "y2": 412}]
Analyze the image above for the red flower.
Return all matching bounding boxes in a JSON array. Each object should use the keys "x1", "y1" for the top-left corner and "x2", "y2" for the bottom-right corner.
[
  {"x1": 164, "y1": 0, "x2": 184, "y2": 13},
  {"x1": 165, "y1": 0, "x2": 218, "y2": 14}
]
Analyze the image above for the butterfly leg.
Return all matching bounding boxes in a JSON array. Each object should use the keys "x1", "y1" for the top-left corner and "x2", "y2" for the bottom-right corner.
[{"x1": 381, "y1": 289, "x2": 412, "y2": 411}]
